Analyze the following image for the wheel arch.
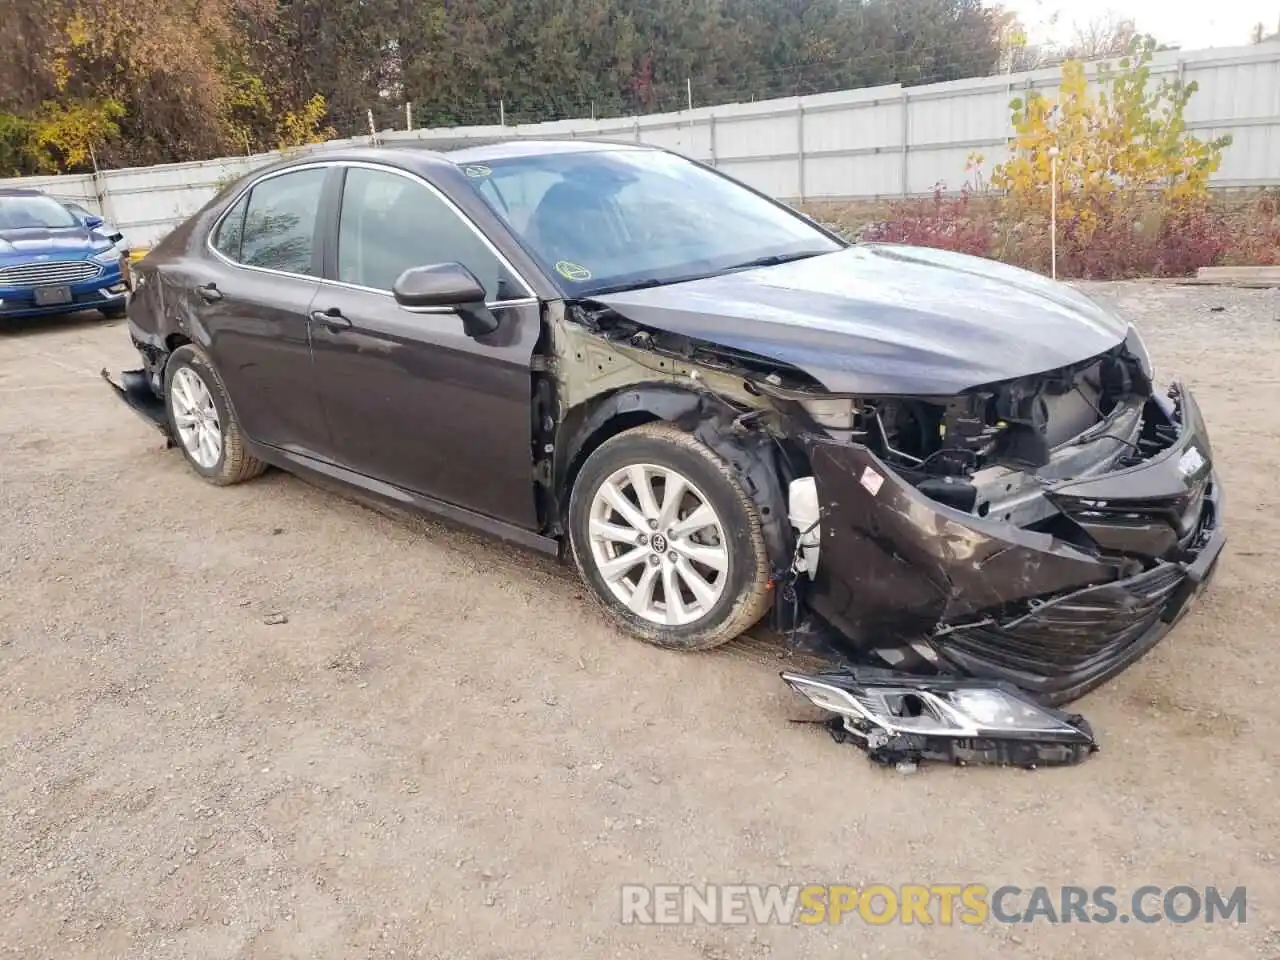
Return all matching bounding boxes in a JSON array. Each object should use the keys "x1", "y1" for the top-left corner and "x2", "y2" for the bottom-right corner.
[
  {"x1": 164, "y1": 332, "x2": 193, "y2": 354},
  {"x1": 553, "y1": 384, "x2": 796, "y2": 579},
  {"x1": 553, "y1": 385, "x2": 709, "y2": 532}
]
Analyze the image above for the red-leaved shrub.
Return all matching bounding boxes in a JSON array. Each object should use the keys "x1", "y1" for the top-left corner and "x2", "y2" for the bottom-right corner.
[
  {"x1": 861, "y1": 187, "x2": 994, "y2": 258},
  {"x1": 814, "y1": 190, "x2": 1280, "y2": 280}
]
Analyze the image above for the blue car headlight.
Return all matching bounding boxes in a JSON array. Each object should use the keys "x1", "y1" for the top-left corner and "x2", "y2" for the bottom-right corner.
[{"x1": 91, "y1": 249, "x2": 121, "y2": 266}]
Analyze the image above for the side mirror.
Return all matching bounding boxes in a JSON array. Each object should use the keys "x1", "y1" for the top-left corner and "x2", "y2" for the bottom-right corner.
[
  {"x1": 84, "y1": 214, "x2": 105, "y2": 230},
  {"x1": 393, "y1": 263, "x2": 498, "y2": 338}
]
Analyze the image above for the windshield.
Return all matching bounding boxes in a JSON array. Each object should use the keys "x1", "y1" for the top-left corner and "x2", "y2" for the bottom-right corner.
[
  {"x1": 463, "y1": 148, "x2": 841, "y2": 295},
  {"x1": 0, "y1": 195, "x2": 80, "y2": 231}
]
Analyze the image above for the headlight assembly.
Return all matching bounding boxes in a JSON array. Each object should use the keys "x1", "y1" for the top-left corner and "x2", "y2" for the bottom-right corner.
[
  {"x1": 91, "y1": 249, "x2": 122, "y2": 266},
  {"x1": 781, "y1": 670, "x2": 1097, "y2": 768}
]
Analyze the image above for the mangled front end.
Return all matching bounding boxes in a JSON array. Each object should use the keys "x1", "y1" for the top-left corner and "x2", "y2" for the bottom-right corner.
[
  {"x1": 778, "y1": 340, "x2": 1224, "y2": 704},
  {"x1": 770, "y1": 340, "x2": 1224, "y2": 766},
  {"x1": 569, "y1": 296, "x2": 1224, "y2": 767}
]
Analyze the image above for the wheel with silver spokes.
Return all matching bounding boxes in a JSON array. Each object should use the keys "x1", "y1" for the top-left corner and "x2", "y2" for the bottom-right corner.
[
  {"x1": 569, "y1": 422, "x2": 772, "y2": 651},
  {"x1": 163, "y1": 344, "x2": 266, "y2": 486},
  {"x1": 171, "y1": 366, "x2": 222, "y2": 469}
]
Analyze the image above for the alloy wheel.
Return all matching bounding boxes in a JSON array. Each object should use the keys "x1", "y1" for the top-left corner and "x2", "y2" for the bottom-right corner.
[
  {"x1": 587, "y1": 463, "x2": 730, "y2": 626},
  {"x1": 170, "y1": 366, "x2": 222, "y2": 469}
]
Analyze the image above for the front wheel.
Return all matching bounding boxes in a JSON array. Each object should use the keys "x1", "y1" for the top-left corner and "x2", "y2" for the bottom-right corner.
[
  {"x1": 568, "y1": 422, "x2": 773, "y2": 651},
  {"x1": 163, "y1": 345, "x2": 267, "y2": 486}
]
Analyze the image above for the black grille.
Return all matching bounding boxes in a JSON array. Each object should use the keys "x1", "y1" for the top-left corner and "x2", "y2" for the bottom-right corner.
[{"x1": 939, "y1": 565, "x2": 1185, "y2": 675}]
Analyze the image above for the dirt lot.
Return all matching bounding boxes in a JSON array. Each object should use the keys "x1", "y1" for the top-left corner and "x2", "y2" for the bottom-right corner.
[{"x1": 1, "y1": 282, "x2": 1278, "y2": 959}]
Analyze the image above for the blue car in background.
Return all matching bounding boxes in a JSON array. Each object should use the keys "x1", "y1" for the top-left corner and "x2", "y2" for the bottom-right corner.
[{"x1": 0, "y1": 189, "x2": 129, "y2": 321}]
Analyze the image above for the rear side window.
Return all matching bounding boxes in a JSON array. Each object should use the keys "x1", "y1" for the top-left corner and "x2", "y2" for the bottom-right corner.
[
  {"x1": 233, "y1": 168, "x2": 327, "y2": 275},
  {"x1": 212, "y1": 195, "x2": 248, "y2": 260}
]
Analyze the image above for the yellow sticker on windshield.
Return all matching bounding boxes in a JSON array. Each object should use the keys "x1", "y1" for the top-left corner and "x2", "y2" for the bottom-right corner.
[
  {"x1": 555, "y1": 261, "x2": 592, "y2": 282},
  {"x1": 462, "y1": 164, "x2": 492, "y2": 178}
]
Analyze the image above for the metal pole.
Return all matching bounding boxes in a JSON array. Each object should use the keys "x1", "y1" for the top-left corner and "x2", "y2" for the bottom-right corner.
[
  {"x1": 406, "y1": 102, "x2": 412, "y2": 131},
  {"x1": 1049, "y1": 147, "x2": 1059, "y2": 280},
  {"x1": 499, "y1": 100, "x2": 505, "y2": 127},
  {"x1": 88, "y1": 142, "x2": 110, "y2": 226},
  {"x1": 900, "y1": 89, "x2": 909, "y2": 198},
  {"x1": 687, "y1": 77, "x2": 693, "y2": 111},
  {"x1": 796, "y1": 102, "x2": 806, "y2": 203}
]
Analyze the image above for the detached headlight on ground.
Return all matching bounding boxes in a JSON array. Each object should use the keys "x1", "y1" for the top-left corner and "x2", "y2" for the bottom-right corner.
[{"x1": 781, "y1": 670, "x2": 1097, "y2": 768}]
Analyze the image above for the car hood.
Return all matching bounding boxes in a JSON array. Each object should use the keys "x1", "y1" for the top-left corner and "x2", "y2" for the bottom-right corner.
[
  {"x1": 0, "y1": 226, "x2": 100, "y2": 258},
  {"x1": 592, "y1": 243, "x2": 1130, "y2": 395}
]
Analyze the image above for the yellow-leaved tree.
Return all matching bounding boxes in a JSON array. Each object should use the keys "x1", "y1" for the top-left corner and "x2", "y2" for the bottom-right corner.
[
  {"x1": 991, "y1": 38, "x2": 1231, "y2": 243},
  {"x1": 276, "y1": 95, "x2": 336, "y2": 151},
  {"x1": 33, "y1": 98, "x2": 125, "y2": 171}
]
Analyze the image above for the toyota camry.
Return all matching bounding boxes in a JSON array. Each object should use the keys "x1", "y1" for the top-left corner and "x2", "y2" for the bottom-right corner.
[{"x1": 104, "y1": 140, "x2": 1225, "y2": 766}]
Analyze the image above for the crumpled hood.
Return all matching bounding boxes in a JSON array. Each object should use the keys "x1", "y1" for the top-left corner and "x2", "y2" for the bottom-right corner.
[
  {"x1": 593, "y1": 244, "x2": 1129, "y2": 395},
  {"x1": 0, "y1": 226, "x2": 100, "y2": 258}
]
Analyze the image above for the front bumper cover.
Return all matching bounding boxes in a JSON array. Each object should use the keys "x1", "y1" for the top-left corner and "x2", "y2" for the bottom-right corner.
[{"x1": 799, "y1": 382, "x2": 1225, "y2": 708}]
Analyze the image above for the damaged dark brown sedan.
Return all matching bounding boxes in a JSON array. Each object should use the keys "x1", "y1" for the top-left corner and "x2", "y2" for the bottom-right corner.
[{"x1": 104, "y1": 139, "x2": 1225, "y2": 767}]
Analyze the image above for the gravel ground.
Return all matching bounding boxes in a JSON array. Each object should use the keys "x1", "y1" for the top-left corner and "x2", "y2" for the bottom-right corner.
[{"x1": 1, "y1": 282, "x2": 1278, "y2": 959}]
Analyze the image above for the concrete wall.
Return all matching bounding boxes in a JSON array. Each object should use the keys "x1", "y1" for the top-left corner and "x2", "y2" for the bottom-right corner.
[{"x1": 5, "y1": 43, "x2": 1276, "y2": 251}]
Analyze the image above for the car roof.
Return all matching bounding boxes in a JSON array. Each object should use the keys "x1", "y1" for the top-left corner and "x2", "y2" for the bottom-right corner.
[
  {"x1": 215, "y1": 137, "x2": 670, "y2": 194},
  {"x1": 0, "y1": 188, "x2": 47, "y2": 198},
  {"x1": 425, "y1": 137, "x2": 650, "y2": 164},
  {"x1": 285, "y1": 137, "x2": 654, "y2": 172}
]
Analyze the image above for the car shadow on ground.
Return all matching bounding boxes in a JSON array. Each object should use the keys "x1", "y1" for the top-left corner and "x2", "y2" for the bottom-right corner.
[
  {"x1": 0, "y1": 310, "x2": 119, "y2": 338},
  {"x1": 289, "y1": 466, "x2": 829, "y2": 672}
]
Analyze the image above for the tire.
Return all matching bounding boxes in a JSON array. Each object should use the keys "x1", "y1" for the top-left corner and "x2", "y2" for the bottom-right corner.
[
  {"x1": 163, "y1": 344, "x2": 267, "y2": 486},
  {"x1": 568, "y1": 422, "x2": 773, "y2": 651},
  {"x1": 99, "y1": 304, "x2": 127, "y2": 320}
]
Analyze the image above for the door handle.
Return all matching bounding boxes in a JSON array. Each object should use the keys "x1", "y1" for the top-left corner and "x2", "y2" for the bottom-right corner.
[
  {"x1": 196, "y1": 282, "x2": 222, "y2": 303},
  {"x1": 309, "y1": 307, "x2": 352, "y2": 330}
]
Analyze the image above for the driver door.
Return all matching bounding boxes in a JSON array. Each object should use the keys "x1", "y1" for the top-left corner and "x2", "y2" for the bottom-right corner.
[{"x1": 307, "y1": 164, "x2": 541, "y2": 529}]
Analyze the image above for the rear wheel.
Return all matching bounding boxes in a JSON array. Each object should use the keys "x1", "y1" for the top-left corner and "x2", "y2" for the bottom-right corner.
[
  {"x1": 163, "y1": 345, "x2": 266, "y2": 485},
  {"x1": 568, "y1": 422, "x2": 773, "y2": 651}
]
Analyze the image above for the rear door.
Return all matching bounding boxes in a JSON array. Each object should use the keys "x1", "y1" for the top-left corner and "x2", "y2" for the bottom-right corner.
[
  {"x1": 306, "y1": 163, "x2": 541, "y2": 529},
  {"x1": 201, "y1": 165, "x2": 332, "y2": 457}
]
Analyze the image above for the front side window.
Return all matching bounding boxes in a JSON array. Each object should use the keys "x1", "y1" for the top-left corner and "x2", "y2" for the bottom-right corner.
[
  {"x1": 336, "y1": 167, "x2": 522, "y2": 300},
  {"x1": 462, "y1": 148, "x2": 842, "y2": 295},
  {"x1": 235, "y1": 168, "x2": 326, "y2": 275}
]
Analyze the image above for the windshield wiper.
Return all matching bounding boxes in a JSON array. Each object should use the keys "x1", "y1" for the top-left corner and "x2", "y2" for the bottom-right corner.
[
  {"x1": 589, "y1": 251, "x2": 829, "y2": 297},
  {"x1": 593, "y1": 277, "x2": 670, "y2": 295},
  {"x1": 721, "y1": 250, "x2": 827, "y2": 273}
]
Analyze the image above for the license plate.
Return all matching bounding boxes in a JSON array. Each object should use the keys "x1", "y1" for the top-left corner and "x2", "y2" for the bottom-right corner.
[{"x1": 34, "y1": 284, "x2": 72, "y2": 306}]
